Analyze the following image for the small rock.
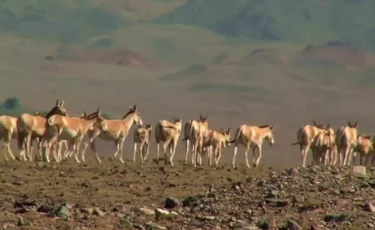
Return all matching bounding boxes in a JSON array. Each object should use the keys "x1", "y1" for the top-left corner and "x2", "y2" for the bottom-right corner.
[
  {"x1": 145, "y1": 221, "x2": 167, "y2": 229},
  {"x1": 365, "y1": 201, "x2": 375, "y2": 213},
  {"x1": 164, "y1": 197, "x2": 179, "y2": 209},
  {"x1": 286, "y1": 220, "x2": 302, "y2": 230},
  {"x1": 80, "y1": 207, "x2": 94, "y2": 214},
  {"x1": 324, "y1": 214, "x2": 347, "y2": 223},
  {"x1": 196, "y1": 215, "x2": 216, "y2": 221},
  {"x1": 155, "y1": 208, "x2": 178, "y2": 220},
  {"x1": 54, "y1": 205, "x2": 71, "y2": 220},
  {"x1": 353, "y1": 166, "x2": 366, "y2": 176},
  {"x1": 17, "y1": 217, "x2": 24, "y2": 226},
  {"x1": 93, "y1": 208, "x2": 105, "y2": 216},
  {"x1": 37, "y1": 204, "x2": 54, "y2": 213},
  {"x1": 136, "y1": 206, "x2": 155, "y2": 216}
]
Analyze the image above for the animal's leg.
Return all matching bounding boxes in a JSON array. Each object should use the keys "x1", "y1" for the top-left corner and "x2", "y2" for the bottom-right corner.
[
  {"x1": 215, "y1": 146, "x2": 221, "y2": 166},
  {"x1": 302, "y1": 145, "x2": 310, "y2": 168},
  {"x1": 343, "y1": 147, "x2": 350, "y2": 166},
  {"x1": 2, "y1": 142, "x2": 9, "y2": 161},
  {"x1": 91, "y1": 140, "x2": 101, "y2": 163},
  {"x1": 133, "y1": 142, "x2": 137, "y2": 163},
  {"x1": 255, "y1": 146, "x2": 262, "y2": 167},
  {"x1": 5, "y1": 133, "x2": 15, "y2": 160},
  {"x1": 251, "y1": 147, "x2": 257, "y2": 166},
  {"x1": 232, "y1": 145, "x2": 238, "y2": 168},
  {"x1": 162, "y1": 142, "x2": 168, "y2": 165},
  {"x1": 118, "y1": 140, "x2": 125, "y2": 164},
  {"x1": 184, "y1": 140, "x2": 190, "y2": 164},
  {"x1": 140, "y1": 143, "x2": 145, "y2": 164},
  {"x1": 208, "y1": 146, "x2": 212, "y2": 166},
  {"x1": 324, "y1": 150, "x2": 330, "y2": 165},
  {"x1": 156, "y1": 142, "x2": 160, "y2": 163},
  {"x1": 169, "y1": 141, "x2": 178, "y2": 166},
  {"x1": 349, "y1": 149, "x2": 355, "y2": 165},
  {"x1": 191, "y1": 144, "x2": 196, "y2": 166},
  {"x1": 359, "y1": 153, "x2": 364, "y2": 166},
  {"x1": 113, "y1": 140, "x2": 120, "y2": 160},
  {"x1": 144, "y1": 142, "x2": 150, "y2": 163},
  {"x1": 244, "y1": 146, "x2": 251, "y2": 168}
]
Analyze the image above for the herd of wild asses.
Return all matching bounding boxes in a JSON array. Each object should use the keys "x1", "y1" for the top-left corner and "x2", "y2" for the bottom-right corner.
[{"x1": 0, "y1": 99, "x2": 372, "y2": 168}]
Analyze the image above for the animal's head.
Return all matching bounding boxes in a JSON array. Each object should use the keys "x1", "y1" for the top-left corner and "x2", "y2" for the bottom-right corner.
[
  {"x1": 220, "y1": 128, "x2": 231, "y2": 147},
  {"x1": 357, "y1": 134, "x2": 373, "y2": 153},
  {"x1": 47, "y1": 99, "x2": 68, "y2": 117},
  {"x1": 145, "y1": 123, "x2": 152, "y2": 133},
  {"x1": 264, "y1": 125, "x2": 276, "y2": 146},
  {"x1": 127, "y1": 105, "x2": 143, "y2": 126},
  {"x1": 313, "y1": 121, "x2": 325, "y2": 129},
  {"x1": 348, "y1": 120, "x2": 358, "y2": 129},
  {"x1": 199, "y1": 114, "x2": 209, "y2": 127},
  {"x1": 322, "y1": 124, "x2": 335, "y2": 147},
  {"x1": 173, "y1": 117, "x2": 182, "y2": 133},
  {"x1": 94, "y1": 109, "x2": 108, "y2": 132}
]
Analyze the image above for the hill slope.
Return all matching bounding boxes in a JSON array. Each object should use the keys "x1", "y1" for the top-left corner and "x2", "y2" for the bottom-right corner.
[{"x1": 157, "y1": 0, "x2": 375, "y2": 51}]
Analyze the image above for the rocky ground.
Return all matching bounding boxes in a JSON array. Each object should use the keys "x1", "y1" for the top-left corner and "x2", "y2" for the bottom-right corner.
[{"x1": 0, "y1": 158, "x2": 374, "y2": 230}]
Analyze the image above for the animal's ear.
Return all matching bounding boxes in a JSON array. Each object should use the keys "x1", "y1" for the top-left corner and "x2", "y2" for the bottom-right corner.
[
  {"x1": 96, "y1": 107, "x2": 100, "y2": 113},
  {"x1": 270, "y1": 125, "x2": 276, "y2": 130},
  {"x1": 326, "y1": 123, "x2": 330, "y2": 129},
  {"x1": 199, "y1": 114, "x2": 203, "y2": 120},
  {"x1": 133, "y1": 105, "x2": 137, "y2": 111},
  {"x1": 354, "y1": 120, "x2": 358, "y2": 128},
  {"x1": 84, "y1": 111, "x2": 87, "y2": 116},
  {"x1": 59, "y1": 100, "x2": 65, "y2": 106},
  {"x1": 348, "y1": 121, "x2": 351, "y2": 127},
  {"x1": 56, "y1": 99, "x2": 60, "y2": 106},
  {"x1": 129, "y1": 105, "x2": 134, "y2": 111},
  {"x1": 227, "y1": 128, "x2": 231, "y2": 134},
  {"x1": 313, "y1": 121, "x2": 317, "y2": 126}
]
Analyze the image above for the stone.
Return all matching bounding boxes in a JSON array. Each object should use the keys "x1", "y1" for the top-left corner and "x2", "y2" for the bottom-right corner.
[
  {"x1": 286, "y1": 220, "x2": 302, "y2": 230},
  {"x1": 164, "y1": 197, "x2": 180, "y2": 209},
  {"x1": 37, "y1": 204, "x2": 54, "y2": 213},
  {"x1": 54, "y1": 205, "x2": 71, "y2": 220},
  {"x1": 145, "y1": 221, "x2": 167, "y2": 229},
  {"x1": 352, "y1": 166, "x2": 366, "y2": 176},
  {"x1": 155, "y1": 208, "x2": 178, "y2": 220},
  {"x1": 93, "y1": 208, "x2": 105, "y2": 216},
  {"x1": 136, "y1": 206, "x2": 155, "y2": 216}
]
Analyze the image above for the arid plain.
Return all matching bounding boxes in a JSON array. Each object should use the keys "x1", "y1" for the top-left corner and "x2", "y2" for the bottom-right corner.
[{"x1": 1, "y1": 0, "x2": 375, "y2": 229}]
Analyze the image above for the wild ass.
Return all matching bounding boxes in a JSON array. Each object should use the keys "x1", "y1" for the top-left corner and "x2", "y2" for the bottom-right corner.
[
  {"x1": 336, "y1": 121, "x2": 358, "y2": 166},
  {"x1": 81, "y1": 105, "x2": 143, "y2": 163},
  {"x1": 182, "y1": 115, "x2": 209, "y2": 167},
  {"x1": 133, "y1": 123, "x2": 152, "y2": 163},
  {"x1": 230, "y1": 124, "x2": 275, "y2": 168},
  {"x1": 353, "y1": 134, "x2": 373, "y2": 166},
  {"x1": 310, "y1": 125, "x2": 336, "y2": 165},
  {"x1": 45, "y1": 108, "x2": 107, "y2": 163},
  {"x1": 203, "y1": 128, "x2": 231, "y2": 166},
  {"x1": 0, "y1": 115, "x2": 18, "y2": 161},
  {"x1": 291, "y1": 122, "x2": 330, "y2": 167},
  {"x1": 154, "y1": 117, "x2": 182, "y2": 166},
  {"x1": 17, "y1": 100, "x2": 68, "y2": 162}
]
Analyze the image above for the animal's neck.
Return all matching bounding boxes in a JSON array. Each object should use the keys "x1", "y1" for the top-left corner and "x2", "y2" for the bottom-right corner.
[{"x1": 122, "y1": 115, "x2": 134, "y2": 131}]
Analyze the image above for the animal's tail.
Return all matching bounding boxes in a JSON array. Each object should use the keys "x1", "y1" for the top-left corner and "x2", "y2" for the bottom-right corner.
[
  {"x1": 182, "y1": 121, "x2": 193, "y2": 142},
  {"x1": 228, "y1": 127, "x2": 241, "y2": 144},
  {"x1": 16, "y1": 117, "x2": 25, "y2": 150}
]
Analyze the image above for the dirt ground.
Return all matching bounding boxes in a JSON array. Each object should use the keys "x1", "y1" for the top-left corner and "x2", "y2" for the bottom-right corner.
[{"x1": 0, "y1": 154, "x2": 375, "y2": 230}]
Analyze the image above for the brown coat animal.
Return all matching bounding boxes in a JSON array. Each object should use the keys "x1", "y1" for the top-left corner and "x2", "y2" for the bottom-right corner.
[
  {"x1": 0, "y1": 115, "x2": 18, "y2": 161},
  {"x1": 336, "y1": 121, "x2": 358, "y2": 166},
  {"x1": 155, "y1": 117, "x2": 182, "y2": 166},
  {"x1": 353, "y1": 134, "x2": 374, "y2": 166},
  {"x1": 81, "y1": 105, "x2": 143, "y2": 163},
  {"x1": 133, "y1": 123, "x2": 152, "y2": 163},
  {"x1": 230, "y1": 124, "x2": 275, "y2": 168},
  {"x1": 203, "y1": 128, "x2": 231, "y2": 166},
  {"x1": 17, "y1": 100, "x2": 68, "y2": 162},
  {"x1": 292, "y1": 122, "x2": 329, "y2": 167},
  {"x1": 45, "y1": 108, "x2": 106, "y2": 163},
  {"x1": 311, "y1": 126, "x2": 335, "y2": 165},
  {"x1": 182, "y1": 115, "x2": 209, "y2": 167}
]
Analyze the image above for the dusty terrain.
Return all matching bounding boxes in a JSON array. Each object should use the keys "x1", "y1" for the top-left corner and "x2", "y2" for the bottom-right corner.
[{"x1": 0, "y1": 157, "x2": 375, "y2": 230}]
